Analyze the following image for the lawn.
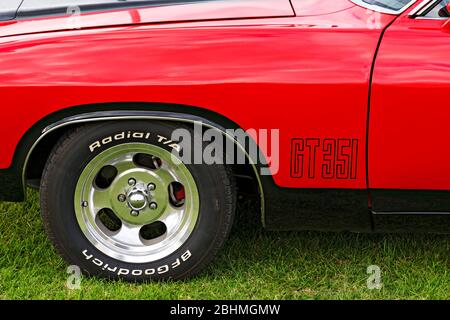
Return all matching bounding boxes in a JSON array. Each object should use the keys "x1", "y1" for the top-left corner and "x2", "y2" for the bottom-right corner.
[{"x1": 0, "y1": 190, "x2": 448, "y2": 300}]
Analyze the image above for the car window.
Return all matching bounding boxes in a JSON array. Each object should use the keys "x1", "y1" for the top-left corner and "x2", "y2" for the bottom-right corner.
[
  {"x1": 0, "y1": 0, "x2": 22, "y2": 21},
  {"x1": 351, "y1": 0, "x2": 416, "y2": 13},
  {"x1": 422, "y1": 0, "x2": 450, "y2": 18},
  {"x1": 361, "y1": 0, "x2": 413, "y2": 11}
]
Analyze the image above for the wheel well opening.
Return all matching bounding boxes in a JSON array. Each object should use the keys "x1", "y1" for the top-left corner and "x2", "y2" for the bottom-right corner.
[
  {"x1": 25, "y1": 120, "x2": 262, "y2": 204},
  {"x1": 25, "y1": 124, "x2": 80, "y2": 188}
]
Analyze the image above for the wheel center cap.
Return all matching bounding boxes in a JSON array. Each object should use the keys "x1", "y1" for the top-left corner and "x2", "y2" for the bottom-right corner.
[{"x1": 127, "y1": 188, "x2": 148, "y2": 211}]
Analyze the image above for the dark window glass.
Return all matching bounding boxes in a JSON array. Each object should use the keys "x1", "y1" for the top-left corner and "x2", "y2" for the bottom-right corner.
[
  {"x1": 0, "y1": 0, "x2": 22, "y2": 21},
  {"x1": 423, "y1": 0, "x2": 450, "y2": 18},
  {"x1": 361, "y1": 0, "x2": 413, "y2": 11}
]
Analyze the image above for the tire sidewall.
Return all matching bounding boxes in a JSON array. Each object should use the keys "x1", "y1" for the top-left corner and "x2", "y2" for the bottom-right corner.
[{"x1": 42, "y1": 121, "x2": 233, "y2": 281}]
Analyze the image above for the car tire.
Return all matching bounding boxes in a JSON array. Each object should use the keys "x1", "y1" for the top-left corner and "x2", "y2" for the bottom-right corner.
[{"x1": 40, "y1": 121, "x2": 236, "y2": 281}]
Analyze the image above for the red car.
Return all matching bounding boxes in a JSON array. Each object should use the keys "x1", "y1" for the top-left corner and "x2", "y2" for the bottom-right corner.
[{"x1": 0, "y1": 0, "x2": 449, "y2": 281}]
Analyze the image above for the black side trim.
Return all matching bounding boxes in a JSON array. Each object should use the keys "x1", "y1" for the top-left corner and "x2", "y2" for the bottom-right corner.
[
  {"x1": 372, "y1": 212, "x2": 450, "y2": 234},
  {"x1": 262, "y1": 184, "x2": 371, "y2": 232},
  {"x1": 0, "y1": 169, "x2": 23, "y2": 201},
  {"x1": 373, "y1": 211, "x2": 450, "y2": 215},
  {"x1": 371, "y1": 189, "x2": 450, "y2": 212}
]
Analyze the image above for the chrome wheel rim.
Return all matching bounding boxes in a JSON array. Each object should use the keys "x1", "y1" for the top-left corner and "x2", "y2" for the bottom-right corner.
[{"x1": 74, "y1": 143, "x2": 199, "y2": 263}]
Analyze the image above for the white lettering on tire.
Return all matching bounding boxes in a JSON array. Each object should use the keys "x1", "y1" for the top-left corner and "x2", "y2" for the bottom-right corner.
[
  {"x1": 89, "y1": 132, "x2": 181, "y2": 153},
  {"x1": 81, "y1": 249, "x2": 192, "y2": 277}
]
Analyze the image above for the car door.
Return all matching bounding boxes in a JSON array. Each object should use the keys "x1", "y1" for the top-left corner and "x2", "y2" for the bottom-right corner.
[{"x1": 369, "y1": 0, "x2": 450, "y2": 212}]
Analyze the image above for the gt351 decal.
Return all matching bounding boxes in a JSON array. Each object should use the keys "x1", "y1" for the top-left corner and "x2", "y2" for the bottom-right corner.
[{"x1": 290, "y1": 138, "x2": 358, "y2": 180}]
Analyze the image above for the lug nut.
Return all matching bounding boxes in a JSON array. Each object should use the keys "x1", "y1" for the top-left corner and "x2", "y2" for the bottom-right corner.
[
  {"x1": 130, "y1": 210, "x2": 140, "y2": 217},
  {"x1": 128, "y1": 178, "x2": 136, "y2": 186},
  {"x1": 81, "y1": 201, "x2": 88, "y2": 207},
  {"x1": 149, "y1": 202, "x2": 158, "y2": 210},
  {"x1": 148, "y1": 183, "x2": 156, "y2": 191},
  {"x1": 117, "y1": 194, "x2": 126, "y2": 202}
]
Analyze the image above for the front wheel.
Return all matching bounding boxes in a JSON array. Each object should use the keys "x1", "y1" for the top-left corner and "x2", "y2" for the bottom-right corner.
[{"x1": 40, "y1": 121, "x2": 236, "y2": 281}]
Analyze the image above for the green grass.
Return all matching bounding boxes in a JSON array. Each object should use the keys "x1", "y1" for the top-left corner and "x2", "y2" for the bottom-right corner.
[{"x1": 0, "y1": 190, "x2": 449, "y2": 300}]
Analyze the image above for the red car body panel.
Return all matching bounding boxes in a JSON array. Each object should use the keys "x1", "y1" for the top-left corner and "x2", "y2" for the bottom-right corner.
[
  {"x1": 370, "y1": 10, "x2": 450, "y2": 191},
  {"x1": 0, "y1": 1, "x2": 394, "y2": 191}
]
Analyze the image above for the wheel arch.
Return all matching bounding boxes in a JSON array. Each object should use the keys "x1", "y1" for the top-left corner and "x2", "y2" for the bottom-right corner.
[{"x1": 18, "y1": 102, "x2": 267, "y2": 224}]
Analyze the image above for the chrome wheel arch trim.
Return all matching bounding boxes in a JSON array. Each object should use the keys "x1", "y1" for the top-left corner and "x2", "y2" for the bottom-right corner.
[{"x1": 23, "y1": 111, "x2": 267, "y2": 226}]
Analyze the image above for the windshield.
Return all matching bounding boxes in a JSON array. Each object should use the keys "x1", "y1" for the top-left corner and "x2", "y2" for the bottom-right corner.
[
  {"x1": 0, "y1": 0, "x2": 22, "y2": 21},
  {"x1": 352, "y1": 0, "x2": 416, "y2": 13}
]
